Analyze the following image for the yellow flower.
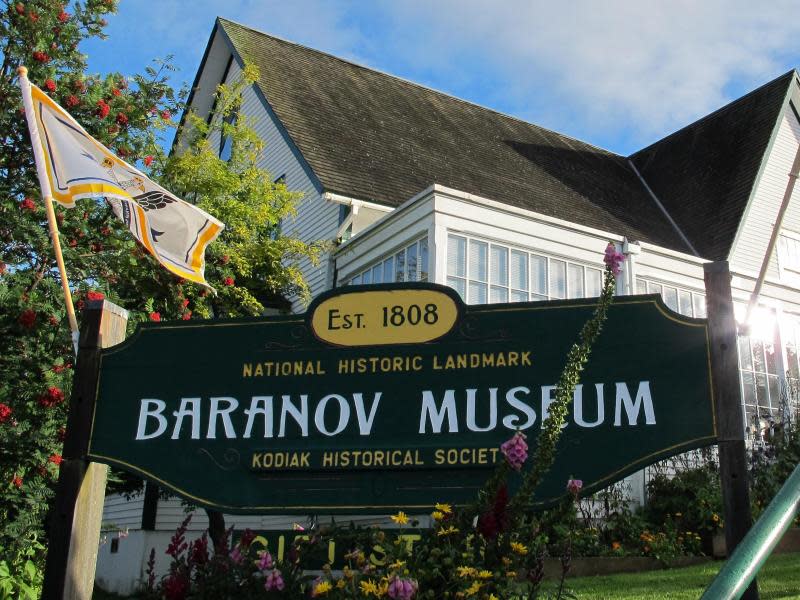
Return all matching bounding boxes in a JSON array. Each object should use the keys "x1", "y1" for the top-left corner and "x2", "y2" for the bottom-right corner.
[
  {"x1": 432, "y1": 511, "x2": 445, "y2": 521},
  {"x1": 360, "y1": 579, "x2": 378, "y2": 595},
  {"x1": 377, "y1": 580, "x2": 389, "y2": 597},
  {"x1": 457, "y1": 566, "x2": 477, "y2": 578},
  {"x1": 435, "y1": 502, "x2": 453, "y2": 514},
  {"x1": 712, "y1": 513, "x2": 720, "y2": 522},
  {"x1": 390, "y1": 511, "x2": 409, "y2": 525},
  {"x1": 510, "y1": 541, "x2": 528, "y2": 555},
  {"x1": 477, "y1": 570, "x2": 492, "y2": 579},
  {"x1": 465, "y1": 581, "x2": 482, "y2": 596},
  {"x1": 489, "y1": 595, "x2": 500, "y2": 600},
  {"x1": 506, "y1": 571, "x2": 517, "y2": 578},
  {"x1": 389, "y1": 559, "x2": 406, "y2": 570},
  {"x1": 437, "y1": 526, "x2": 459, "y2": 536},
  {"x1": 312, "y1": 581, "x2": 332, "y2": 596},
  {"x1": 336, "y1": 579, "x2": 346, "y2": 589}
]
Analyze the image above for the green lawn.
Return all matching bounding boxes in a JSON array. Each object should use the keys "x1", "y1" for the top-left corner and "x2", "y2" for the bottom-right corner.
[
  {"x1": 565, "y1": 552, "x2": 800, "y2": 599},
  {"x1": 94, "y1": 553, "x2": 800, "y2": 599}
]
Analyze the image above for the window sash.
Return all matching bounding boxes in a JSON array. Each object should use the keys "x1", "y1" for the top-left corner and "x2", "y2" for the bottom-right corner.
[
  {"x1": 446, "y1": 234, "x2": 605, "y2": 304},
  {"x1": 348, "y1": 238, "x2": 429, "y2": 286}
]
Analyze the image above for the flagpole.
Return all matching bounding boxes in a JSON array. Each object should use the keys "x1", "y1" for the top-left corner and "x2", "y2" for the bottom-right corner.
[{"x1": 17, "y1": 66, "x2": 80, "y2": 356}]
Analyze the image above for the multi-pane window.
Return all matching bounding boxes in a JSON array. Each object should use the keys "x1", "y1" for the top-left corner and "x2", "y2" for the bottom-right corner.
[
  {"x1": 636, "y1": 279, "x2": 706, "y2": 318},
  {"x1": 778, "y1": 316, "x2": 800, "y2": 418},
  {"x1": 347, "y1": 238, "x2": 428, "y2": 286},
  {"x1": 446, "y1": 234, "x2": 603, "y2": 304},
  {"x1": 738, "y1": 318, "x2": 780, "y2": 428},
  {"x1": 777, "y1": 231, "x2": 800, "y2": 276}
]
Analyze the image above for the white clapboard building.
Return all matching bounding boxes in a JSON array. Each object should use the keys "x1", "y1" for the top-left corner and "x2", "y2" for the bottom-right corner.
[{"x1": 95, "y1": 17, "x2": 800, "y2": 593}]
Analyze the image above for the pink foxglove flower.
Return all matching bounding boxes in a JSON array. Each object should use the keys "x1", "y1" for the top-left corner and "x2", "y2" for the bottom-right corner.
[
  {"x1": 258, "y1": 550, "x2": 274, "y2": 570},
  {"x1": 388, "y1": 576, "x2": 418, "y2": 599},
  {"x1": 566, "y1": 478, "x2": 583, "y2": 496},
  {"x1": 604, "y1": 243, "x2": 625, "y2": 277},
  {"x1": 264, "y1": 569, "x2": 285, "y2": 591},
  {"x1": 500, "y1": 431, "x2": 528, "y2": 470}
]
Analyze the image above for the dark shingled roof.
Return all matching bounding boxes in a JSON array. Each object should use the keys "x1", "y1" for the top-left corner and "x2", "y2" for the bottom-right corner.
[
  {"x1": 216, "y1": 18, "x2": 795, "y2": 259},
  {"x1": 630, "y1": 70, "x2": 795, "y2": 261}
]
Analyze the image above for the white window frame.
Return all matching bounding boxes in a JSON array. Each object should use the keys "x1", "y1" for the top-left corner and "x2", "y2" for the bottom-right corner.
[
  {"x1": 636, "y1": 278, "x2": 706, "y2": 318},
  {"x1": 776, "y1": 229, "x2": 800, "y2": 280},
  {"x1": 445, "y1": 233, "x2": 604, "y2": 305},
  {"x1": 345, "y1": 237, "x2": 429, "y2": 286}
]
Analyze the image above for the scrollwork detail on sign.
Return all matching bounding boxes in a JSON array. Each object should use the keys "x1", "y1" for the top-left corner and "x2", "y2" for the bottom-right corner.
[
  {"x1": 459, "y1": 317, "x2": 512, "y2": 342},
  {"x1": 197, "y1": 448, "x2": 241, "y2": 471},
  {"x1": 263, "y1": 325, "x2": 308, "y2": 349}
]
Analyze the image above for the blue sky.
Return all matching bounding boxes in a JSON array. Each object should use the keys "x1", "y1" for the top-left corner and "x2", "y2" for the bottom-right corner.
[{"x1": 84, "y1": 1, "x2": 800, "y2": 156}]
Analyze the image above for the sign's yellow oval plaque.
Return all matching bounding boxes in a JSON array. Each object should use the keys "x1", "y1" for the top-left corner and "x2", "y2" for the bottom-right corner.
[{"x1": 310, "y1": 288, "x2": 459, "y2": 346}]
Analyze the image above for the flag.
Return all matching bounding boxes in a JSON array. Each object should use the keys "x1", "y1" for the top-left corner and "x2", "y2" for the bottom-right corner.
[{"x1": 26, "y1": 83, "x2": 224, "y2": 287}]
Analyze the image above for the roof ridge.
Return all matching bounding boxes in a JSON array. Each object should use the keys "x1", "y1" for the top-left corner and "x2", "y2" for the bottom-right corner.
[
  {"x1": 629, "y1": 69, "x2": 797, "y2": 159},
  {"x1": 217, "y1": 16, "x2": 622, "y2": 158}
]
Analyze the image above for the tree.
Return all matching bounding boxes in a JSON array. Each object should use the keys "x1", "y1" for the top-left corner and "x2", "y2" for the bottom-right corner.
[{"x1": 0, "y1": 1, "x2": 322, "y2": 589}]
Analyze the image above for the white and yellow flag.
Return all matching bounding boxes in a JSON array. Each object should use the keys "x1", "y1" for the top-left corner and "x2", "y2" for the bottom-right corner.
[{"x1": 24, "y1": 82, "x2": 224, "y2": 287}]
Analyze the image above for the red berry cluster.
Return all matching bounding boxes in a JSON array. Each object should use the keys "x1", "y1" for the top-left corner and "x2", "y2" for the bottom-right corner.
[
  {"x1": 96, "y1": 99, "x2": 110, "y2": 119},
  {"x1": 18, "y1": 309, "x2": 36, "y2": 328},
  {"x1": 38, "y1": 386, "x2": 65, "y2": 408}
]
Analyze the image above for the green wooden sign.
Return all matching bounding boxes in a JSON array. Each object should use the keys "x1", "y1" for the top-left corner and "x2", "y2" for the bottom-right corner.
[{"x1": 88, "y1": 283, "x2": 716, "y2": 513}]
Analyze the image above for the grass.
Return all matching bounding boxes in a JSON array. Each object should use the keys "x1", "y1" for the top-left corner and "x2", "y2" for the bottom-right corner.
[
  {"x1": 93, "y1": 552, "x2": 800, "y2": 599},
  {"x1": 565, "y1": 552, "x2": 800, "y2": 599}
]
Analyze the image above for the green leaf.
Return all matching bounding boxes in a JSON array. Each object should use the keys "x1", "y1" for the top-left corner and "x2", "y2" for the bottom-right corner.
[{"x1": 22, "y1": 560, "x2": 35, "y2": 581}]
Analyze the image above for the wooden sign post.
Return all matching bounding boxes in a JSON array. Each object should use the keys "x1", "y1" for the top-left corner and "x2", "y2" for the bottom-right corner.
[
  {"x1": 42, "y1": 300, "x2": 128, "y2": 600},
  {"x1": 704, "y1": 261, "x2": 759, "y2": 600}
]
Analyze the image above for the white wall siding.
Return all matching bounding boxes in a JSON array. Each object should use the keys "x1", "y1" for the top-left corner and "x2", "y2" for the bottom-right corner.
[
  {"x1": 433, "y1": 189, "x2": 615, "y2": 278},
  {"x1": 336, "y1": 195, "x2": 435, "y2": 282},
  {"x1": 174, "y1": 28, "x2": 231, "y2": 154},
  {"x1": 730, "y1": 109, "x2": 800, "y2": 281},
  {"x1": 635, "y1": 244, "x2": 707, "y2": 296},
  {"x1": 102, "y1": 494, "x2": 145, "y2": 529},
  {"x1": 220, "y1": 60, "x2": 339, "y2": 312}
]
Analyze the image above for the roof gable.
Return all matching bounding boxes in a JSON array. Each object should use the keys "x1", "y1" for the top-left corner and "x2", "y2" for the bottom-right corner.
[
  {"x1": 217, "y1": 18, "x2": 690, "y2": 253},
  {"x1": 629, "y1": 71, "x2": 796, "y2": 261},
  {"x1": 213, "y1": 18, "x2": 794, "y2": 260}
]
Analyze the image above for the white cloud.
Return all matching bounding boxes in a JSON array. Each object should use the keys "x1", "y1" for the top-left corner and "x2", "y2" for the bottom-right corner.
[
  {"x1": 372, "y1": 0, "x2": 800, "y2": 148},
  {"x1": 106, "y1": 1, "x2": 800, "y2": 152}
]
